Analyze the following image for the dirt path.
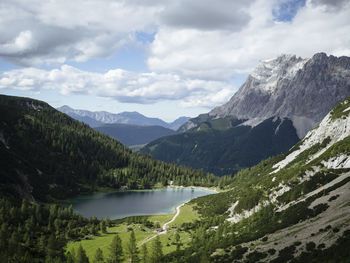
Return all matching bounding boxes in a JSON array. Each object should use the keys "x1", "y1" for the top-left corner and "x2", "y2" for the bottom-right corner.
[
  {"x1": 138, "y1": 203, "x2": 184, "y2": 247},
  {"x1": 162, "y1": 203, "x2": 183, "y2": 231}
]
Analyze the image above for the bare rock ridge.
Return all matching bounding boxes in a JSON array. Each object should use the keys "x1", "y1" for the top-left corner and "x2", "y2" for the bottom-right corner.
[{"x1": 182, "y1": 53, "x2": 350, "y2": 138}]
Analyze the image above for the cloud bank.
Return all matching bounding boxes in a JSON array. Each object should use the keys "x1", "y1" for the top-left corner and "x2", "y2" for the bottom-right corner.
[
  {"x1": 1, "y1": 0, "x2": 350, "y2": 108},
  {"x1": 0, "y1": 65, "x2": 233, "y2": 108}
]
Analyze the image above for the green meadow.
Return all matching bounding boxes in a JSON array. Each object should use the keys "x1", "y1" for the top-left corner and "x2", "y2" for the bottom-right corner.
[{"x1": 66, "y1": 203, "x2": 200, "y2": 262}]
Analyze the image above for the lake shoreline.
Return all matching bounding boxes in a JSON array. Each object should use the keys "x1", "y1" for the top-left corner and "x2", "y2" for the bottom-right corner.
[
  {"x1": 64, "y1": 184, "x2": 219, "y2": 202},
  {"x1": 64, "y1": 186, "x2": 217, "y2": 220}
]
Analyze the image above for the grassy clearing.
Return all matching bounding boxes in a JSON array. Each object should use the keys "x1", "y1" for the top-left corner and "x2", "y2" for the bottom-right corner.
[
  {"x1": 169, "y1": 203, "x2": 199, "y2": 227},
  {"x1": 66, "y1": 224, "x2": 154, "y2": 261},
  {"x1": 148, "y1": 213, "x2": 175, "y2": 227},
  {"x1": 65, "y1": 208, "x2": 195, "y2": 262},
  {"x1": 138, "y1": 229, "x2": 192, "y2": 256}
]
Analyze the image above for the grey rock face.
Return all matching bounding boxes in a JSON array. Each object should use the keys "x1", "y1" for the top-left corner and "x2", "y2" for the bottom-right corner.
[{"x1": 193, "y1": 53, "x2": 350, "y2": 138}]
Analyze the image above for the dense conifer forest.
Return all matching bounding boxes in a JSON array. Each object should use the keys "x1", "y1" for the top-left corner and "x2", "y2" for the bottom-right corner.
[{"x1": 0, "y1": 95, "x2": 229, "y2": 202}]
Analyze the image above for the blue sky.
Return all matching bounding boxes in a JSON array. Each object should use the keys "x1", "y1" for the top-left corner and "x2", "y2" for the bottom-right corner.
[{"x1": 1, "y1": 0, "x2": 349, "y2": 121}]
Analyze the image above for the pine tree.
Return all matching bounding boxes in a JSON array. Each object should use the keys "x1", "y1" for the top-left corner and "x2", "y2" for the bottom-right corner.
[
  {"x1": 66, "y1": 251, "x2": 75, "y2": 263},
  {"x1": 93, "y1": 248, "x2": 104, "y2": 263},
  {"x1": 100, "y1": 220, "x2": 106, "y2": 233},
  {"x1": 141, "y1": 244, "x2": 148, "y2": 263},
  {"x1": 106, "y1": 216, "x2": 111, "y2": 227},
  {"x1": 108, "y1": 234, "x2": 123, "y2": 263},
  {"x1": 76, "y1": 244, "x2": 89, "y2": 263},
  {"x1": 175, "y1": 232, "x2": 181, "y2": 254},
  {"x1": 8, "y1": 231, "x2": 19, "y2": 255},
  {"x1": 38, "y1": 234, "x2": 46, "y2": 254},
  {"x1": 150, "y1": 235, "x2": 163, "y2": 263},
  {"x1": 46, "y1": 234, "x2": 58, "y2": 259},
  {"x1": 128, "y1": 230, "x2": 139, "y2": 263}
]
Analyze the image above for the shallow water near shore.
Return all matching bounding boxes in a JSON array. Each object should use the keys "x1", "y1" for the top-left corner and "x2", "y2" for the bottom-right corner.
[{"x1": 67, "y1": 188, "x2": 215, "y2": 219}]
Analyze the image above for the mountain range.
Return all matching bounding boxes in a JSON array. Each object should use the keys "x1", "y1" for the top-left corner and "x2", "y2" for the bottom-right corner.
[
  {"x1": 57, "y1": 105, "x2": 189, "y2": 130},
  {"x1": 143, "y1": 53, "x2": 350, "y2": 175}
]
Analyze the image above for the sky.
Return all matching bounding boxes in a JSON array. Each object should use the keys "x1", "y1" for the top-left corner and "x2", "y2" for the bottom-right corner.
[{"x1": 0, "y1": 0, "x2": 350, "y2": 121}]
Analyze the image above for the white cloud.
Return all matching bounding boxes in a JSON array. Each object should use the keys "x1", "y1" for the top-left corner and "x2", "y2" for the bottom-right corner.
[
  {"x1": 148, "y1": 0, "x2": 350, "y2": 79},
  {"x1": 0, "y1": 66, "x2": 237, "y2": 108},
  {"x1": 1, "y1": 0, "x2": 350, "y2": 110},
  {"x1": 0, "y1": 0, "x2": 161, "y2": 65},
  {"x1": 1, "y1": 0, "x2": 349, "y2": 74},
  {"x1": 159, "y1": 0, "x2": 253, "y2": 31}
]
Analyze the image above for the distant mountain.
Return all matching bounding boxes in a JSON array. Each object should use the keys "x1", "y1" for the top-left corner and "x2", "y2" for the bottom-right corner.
[
  {"x1": 144, "y1": 53, "x2": 350, "y2": 175},
  {"x1": 168, "y1": 116, "x2": 191, "y2": 130},
  {"x1": 57, "y1": 105, "x2": 189, "y2": 130},
  {"x1": 94, "y1": 123, "x2": 175, "y2": 146}
]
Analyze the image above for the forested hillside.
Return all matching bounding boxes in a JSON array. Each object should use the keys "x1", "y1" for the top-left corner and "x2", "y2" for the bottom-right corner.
[
  {"x1": 142, "y1": 117, "x2": 299, "y2": 175},
  {"x1": 162, "y1": 97, "x2": 350, "y2": 262},
  {"x1": 0, "y1": 95, "x2": 223, "y2": 202},
  {"x1": 94, "y1": 123, "x2": 175, "y2": 146}
]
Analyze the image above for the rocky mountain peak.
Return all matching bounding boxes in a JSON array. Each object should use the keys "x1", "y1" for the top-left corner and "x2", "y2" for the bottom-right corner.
[
  {"x1": 180, "y1": 53, "x2": 350, "y2": 138},
  {"x1": 250, "y1": 54, "x2": 308, "y2": 92}
]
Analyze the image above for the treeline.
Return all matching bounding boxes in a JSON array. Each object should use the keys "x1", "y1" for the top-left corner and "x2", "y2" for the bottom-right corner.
[
  {"x1": 0, "y1": 197, "x2": 111, "y2": 262},
  {"x1": 0, "y1": 196, "x2": 166, "y2": 263},
  {"x1": 0, "y1": 95, "x2": 232, "y2": 201},
  {"x1": 71, "y1": 231, "x2": 164, "y2": 263}
]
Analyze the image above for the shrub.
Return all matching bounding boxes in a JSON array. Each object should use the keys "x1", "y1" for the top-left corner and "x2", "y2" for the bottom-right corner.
[{"x1": 306, "y1": 242, "x2": 316, "y2": 251}]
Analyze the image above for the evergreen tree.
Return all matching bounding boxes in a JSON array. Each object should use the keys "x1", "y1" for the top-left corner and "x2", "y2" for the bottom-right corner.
[
  {"x1": 150, "y1": 236, "x2": 163, "y2": 263},
  {"x1": 128, "y1": 230, "x2": 139, "y2": 263},
  {"x1": 93, "y1": 248, "x2": 104, "y2": 263},
  {"x1": 66, "y1": 251, "x2": 75, "y2": 263},
  {"x1": 108, "y1": 234, "x2": 123, "y2": 263},
  {"x1": 38, "y1": 234, "x2": 46, "y2": 254},
  {"x1": 47, "y1": 234, "x2": 59, "y2": 259},
  {"x1": 141, "y1": 244, "x2": 148, "y2": 263},
  {"x1": 75, "y1": 245, "x2": 89, "y2": 263},
  {"x1": 8, "y1": 231, "x2": 19, "y2": 255},
  {"x1": 199, "y1": 252, "x2": 209, "y2": 263},
  {"x1": 100, "y1": 220, "x2": 106, "y2": 233},
  {"x1": 175, "y1": 232, "x2": 181, "y2": 254},
  {"x1": 106, "y1": 216, "x2": 111, "y2": 227}
]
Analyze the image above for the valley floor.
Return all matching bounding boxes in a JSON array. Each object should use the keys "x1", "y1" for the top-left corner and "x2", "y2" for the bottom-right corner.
[{"x1": 66, "y1": 203, "x2": 199, "y2": 262}]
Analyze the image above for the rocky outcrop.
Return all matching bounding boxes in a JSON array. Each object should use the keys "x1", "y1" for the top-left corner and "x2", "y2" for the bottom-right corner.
[{"x1": 182, "y1": 53, "x2": 350, "y2": 138}]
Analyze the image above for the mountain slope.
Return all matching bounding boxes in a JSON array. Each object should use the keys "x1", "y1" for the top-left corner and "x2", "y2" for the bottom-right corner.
[
  {"x1": 57, "y1": 105, "x2": 189, "y2": 130},
  {"x1": 165, "y1": 96, "x2": 350, "y2": 262},
  {"x1": 142, "y1": 117, "x2": 299, "y2": 175},
  {"x1": 168, "y1": 116, "x2": 191, "y2": 130},
  {"x1": 59, "y1": 109, "x2": 104, "y2": 127},
  {"x1": 144, "y1": 53, "x2": 350, "y2": 175},
  {"x1": 94, "y1": 123, "x2": 175, "y2": 146},
  {"x1": 0, "y1": 95, "x2": 219, "y2": 201}
]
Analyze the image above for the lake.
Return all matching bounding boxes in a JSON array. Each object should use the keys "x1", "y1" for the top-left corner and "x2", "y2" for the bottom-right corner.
[{"x1": 67, "y1": 188, "x2": 215, "y2": 219}]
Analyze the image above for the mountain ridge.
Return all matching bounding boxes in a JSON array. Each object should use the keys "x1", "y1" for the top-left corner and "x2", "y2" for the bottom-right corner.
[
  {"x1": 182, "y1": 52, "x2": 350, "y2": 138},
  {"x1": 94, "y1": 123, "x2": 175, "y2": 146},
  {"x1": 58, "y1": 105, "x2": 190, "y2": 130}
]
